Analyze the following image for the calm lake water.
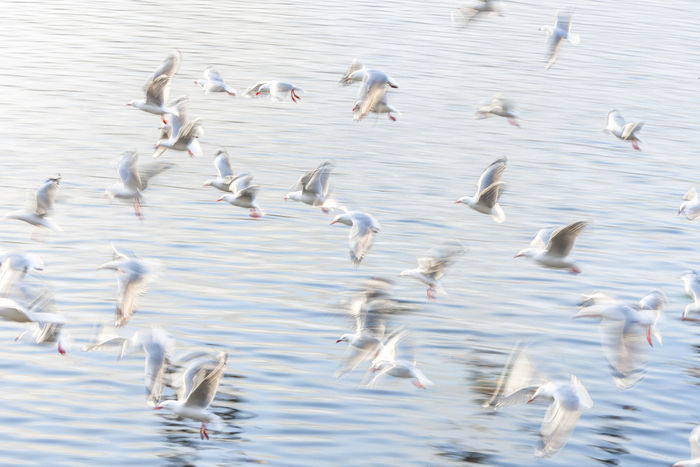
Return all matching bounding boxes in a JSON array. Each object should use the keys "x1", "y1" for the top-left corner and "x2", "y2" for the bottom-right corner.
[{"x1": 1, "y1": 0, "x2": 700, "y2": 465}]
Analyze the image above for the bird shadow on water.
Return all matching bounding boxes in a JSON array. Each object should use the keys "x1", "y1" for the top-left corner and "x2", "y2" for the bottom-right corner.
[{"x1": 586, "y1": 410, "x2": 635, "y2": 466}]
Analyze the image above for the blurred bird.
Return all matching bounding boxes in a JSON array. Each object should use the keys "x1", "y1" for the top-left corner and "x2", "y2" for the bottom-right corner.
[
  {"x1": 679, "y1": 188, "x2": 700, "y2": 220},
  {"x1": 330, "y1": 210, "x2": 380, "y2": 265},
  {"x1": 450, "y1": 0, "x2": 504, "y2": 25},
  {"x1": 514, "y1": 220, "x2": 587, "y2": 273},
  {"x1": 83, "y1": 326, "x2": 175, "y2": 406},
  {"x1": 673, "y1": 425, "x2": 700, "y2": 467},
  {"x1": 399, "y1": 241, "x2": 465, "y2": 299},
  {"x1": 539, "y1": 11, "x2": 580, "y2": 70},
  {"x1": 127, "y1": 50, "x2": 182, "y2": 123},
  {"x1": 284, "y1": 161, "x2": 336, "y2": 212},
  {"x1": 681, "y1": 271, "x2": 700, "y2": 320},
  {"x1": 474, "y1": 95, "x2": 520, "y2": 127},
  {"x1": 154, "y1": 351, "x2": 227, "y2": 440},
  {"x1": 455, "y1": 157, "x2": 506, "y2": 222},
  {"x1": 484, "y1": 343, "x2": 592, "y2": 458},
  {"x1": 574, "y1": 291, "x2": 665, "y2": 389},
  {"x1": 105, "y1": 151, "x2": 174, "y2": 218},
  {"x1": 203, "y1": 149, "x2": 235, "y2": 192},
  {"x1": 246, "y1": 80, "x2": 303, "y2": 102},
  {"x1": 153, "y1": 99, "x2": 204, "y2": 158},
  {"x1": 194, "y1": 67, "x2": 236, "y2": 96},
  {"x1": 6, "y1": 175, "x2": 62, "y2": 232},
  {"x1": 216, "y1": 174, "x2": 264, "y2": 218},
  {"x1": 604, "y1": 110, "x2": 643, "y2": 151},
  {"x1": 97, "y1": 245, "x2": 156, "y2": 327},
  {"x1": 340, "y1": 60, "x2": 399, "y2": 122},
  {"x1": 367, "y1": 329, "x2": 432, "y2": 389},
  {"x1": 335, "y1": 297, "x2": 387, "y2": 377}
]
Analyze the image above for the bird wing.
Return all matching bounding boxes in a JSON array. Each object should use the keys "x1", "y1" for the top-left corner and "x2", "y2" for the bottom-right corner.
[
  {"x1": 144, "y1": 75, "x2": 171, "y2": 107},
  {"x1": 34, "y1": 177, "x2": 60, "y2": 217},
  {"x1": 184, "y1": 352, "x2": 227, "y2": 409},
  {"x1": 476, "y1": 182, "x2": 504, "y2": 209},
  {"x1": 144, "y1": 339, "x2": 168, "y2": 406},
  {"x1": 305, "y1": 161, "x2": 333, "y2": 197},
  {"x1": 118, "y1": 151, "x2": 142, "y2": 191},
  {"x1": 231, "y1": 174, "x2": 253, "y2": 193},
  {"x1": 476, "y1": 158, "x2": 507, "y2": 194},
  {"x1": 245, "y1": 80, "x2": 267, "y2": 96},
  {"x1": 683, "y1": 187, "x2": 697, "y2": 201},
  {"x1": 536, "y1": 399, "x2": 581, "y2": 457},
  {"x1": 116, "y1": 268, "x2": 146, "y2": 328},
  {"x1": 690, "y1": 425, "x2": 700, "y2": 459},
  {"x1": 348, "y1": 214, "x2": 379, "y2": 265},
  {"x1": 606, "y1": 110, "x2": 625, "y2": 133},
  {"x1": 137, "y1": 160, "x2": 175, "y2": 190},
  {"x1": 530, "y1": 228, "x2": 553, "y2": 249},
  {"x1": 204, "y1": 66, "x2": 224, "y2": 83},
  {"x1": 339, "y1": 58, "x2": 364, "y2": 85},
  {"x1": 152, "y1": 50, "x2": 181, "y2": 81},
  {"x1": 545, "y1": 221, "x2": 587, "y2": 257},
  {"x1": 214, "y1": 151, "x2": 233, "y2": 178},
  {"x1": 486, "y1": 344, "x2": 546, "y2": 408},
  {"x1": 621, "y1": 121, "x2": 643, "y2": 139}
]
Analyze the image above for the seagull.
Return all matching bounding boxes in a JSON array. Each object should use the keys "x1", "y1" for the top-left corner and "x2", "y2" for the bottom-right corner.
[
  {"x1": 370, "y1": 95, "x2": 401, "y2": 121},
  {"x1": 83, "y1": 326, "x2": 174, "y2": 406},
  {"x1": 367, "y1": 329, "x2": 432, "y2": 389},
  {"x1": 399, "y1": 241, "x2": 465, "y2": 299},
  {"x1": 673, "y1": 425, "x2": 700, "y2": 467},
  {"x1": 284, "y1": 161, "x2": 336, "y2": 212},
  {"x1": 216, "y1": 174, "x2": 264, "y2": 218},
  {"x1": 681, "y1": 271, "x2": 700, "y2": 320},
  {"x1": 6, "y1": 175, "x2": 62, "y2": 232},
  {"x1": 450, "y1": 0, "x2": 503, "y2": 25},
  {"x1": 127, "y1": 50, "x2": 182, "y2": 123},
  {"x1": 246, "y1": 80, "x2": 303, "y2": 102},
  {"x1": 203, "y1": 149, "x2": 235, "y2": 192},
  {"x1": 455, "y1": 157, "x2": 506, "y2": 222},
  {"x1": 154, "y1": 351, "x2": 227, "y2": 440},
  {"x1": 679, "y1": 188, "x2": 700, "y2": 220},
  {"x1": 539, "y1": 11, "x2": 580, "y2": 70},
  {"x1": 514, "y1": 220, "x2": 588, "y2": 273},
  {"x1": 484, "y1": 343, "x2": 592, "y2": 458},
  {"x1": 474, "y1": 95, "x2": 520, "y2": 127},
  {"x1": 194, "y1": 67, "x2": 236, "y2": 96},
  {"x1": 330, "y1": 210, "x2": 380, "y2": 265},
  {"x1": 153, "y1": 99, "x2": 204, "y2": 158},
  {"x1": 339, "y1": 60, "x2": 399, "y2": 121},
  {"x1": 105, "y1": 151, "x2": 174, "y2": 218},
  {"x1": 97, "y1": 245, "x2": 155, "y2": 328},
  {"x1": 0, "y1": 292, "x2": 68, "y2": 355},
  {"x1": 574, "y1": 291, "x2": 664, "y2": 389},
  {"x1": 0, "y1": 251, "x2": 44, "y2": 295},
  {"x1": 335, "y1": 297, "x2": 386, "y2": 377},
  {"x1": 604, "y1": 110, "x2": 643, "y2": 151}
]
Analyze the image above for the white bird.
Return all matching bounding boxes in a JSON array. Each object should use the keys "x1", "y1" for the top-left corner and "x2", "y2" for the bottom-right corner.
[
  {"x1": 154, "y1": 351, "x2": 227, "y2": 440},
  {"x1": 679, "y1": 188, "x2": 700, "y2": 220},
  {"x1": 514, "y1": 220, "x2": 587, "y2": 273},
  {"x1": 330, "y1": 210, "x2": 380, "y2": 265},
  {"x1": 450, "y1": 0, "x2": 503, "y2": 24},
  {"x1": 574, "y1": 291, "x2": 664, "y2": 389},
  {"x1": 484, "y1": 344, "x2": 592, "y2": 458},
  {"x1": 284, "y1": 161, "x2": 336, "y2": 211},
  {"x1": 335, "y1": 298, "x2": 386, "y2": 378},
  {"x1": 246, "y1": 80, "x2": 303, "y2": 102},
  {"x1": 202, "y1": 149, "x2": 235, "y2": 192},
  {"x1": 83, "y1": 326, "x2": 174, "y2": 406},
  {"x1": 6, "y1": 175, "x2": 62, "y2": 232},
  {"x1": 97, "y1": 245, "x2": 156, "y2": 327},
  {"x1": 673, "y1": 425, "x2": 700, "y2": 467},
  {"x1": 0, "y1": 251, "x2": 44, "y2": 295},
  {"x1": 681, "y1": 271, "x2": 700, "y2": 321},
  {"x1": 474, "y1": 95, "x2": 520, "y2": 127},
  {"x1": 455, "y1": 157, "x2": 506, "y2": 222},
  {"x1": 340, "y1": 60, "x2": 399, "y2": 122},
  {"x1": 399, "y1": 241, "x2": 465, "y2": 299},
  {"x1": 105, "y1": 151, "x2": 174, "y2": 218},
  {"x1": 153, "y1": 99, "x2": 204, "y2": 158},
  {"x1": 127, "y1": 50, "x2": 182, "y2": 123},
  {"x1": 194, "y1": 67, "x2": 236, "y2": 96},
  {"x1": 367, "y1": 329, "x2": 432, "y2": 389},
  {"x1": 216, "y1": 174, "x2": 264, "y2": 218},
  {"x1": 539, "y1": 11, "x2": 580, "y2": 70},
  {"x1": 0, "y1": 293, "x2": 68, "y2": 355},
  {"x1": 604, "y1": 110, "x2": 643, "y2": 151}
]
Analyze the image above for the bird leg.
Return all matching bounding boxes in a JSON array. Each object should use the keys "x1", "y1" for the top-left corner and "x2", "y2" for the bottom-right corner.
[
  {"x1": 646, "y1": 327, "x2": 653, "y2": 347},
  {"x1": 426, "y1": 287, "x2": 436, "y2": 300},
  {"x1": 200, "y1": 423, "x2": 209, "y2": 440},
  {"x1": 160, "y1": 114, "x2": 167, "y2": 124},
  {"x1": 631, "y1": 141, "x2": 641, "y2": 151},
  {"x1": 249, "y1": 208, "x2": 260, "y2": 219},
  {"x1": 508, "y1": 118, "x2": 520, "y2": 128},
  {"x1": 568, "y1": 266, "x2": 581, "y2": 274},
  {"x1": 388, "y1": 114, "x2": 396, "y2": 122},
  {"x1": 57, "y1": 342, "x2": 66, "y2": 355},
  {"x1": 133, "y1": 199, "x2": 143, "y2": 219},
  {"x1": 291, "y1": 90, "x2": 301, "y2": 102},
  {"x1": 14, "y1": 330, "x2": 29, "y2": 342},
  {"x1": 412, "y1": 379, "x2": 425, "y2": 389},
  {"x1": 188, "y1": 150, "x2": 194, "y2": 158}
]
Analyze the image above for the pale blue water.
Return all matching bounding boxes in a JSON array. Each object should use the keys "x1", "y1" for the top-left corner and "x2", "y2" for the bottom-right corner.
[{"x1": 1, "y1": 1, "x2": 699, "y2": 465}]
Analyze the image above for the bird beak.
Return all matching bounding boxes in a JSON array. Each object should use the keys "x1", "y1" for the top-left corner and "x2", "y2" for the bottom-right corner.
[
  {"x1": 513, "y1": 253, "x2": 522, "y2": 258},
  {"x1": 454, "y1": 200, "x2": 461, "y2": 204},
  {"x1": 153, "y1": 406, "x2": 163, "y2": 410},
  {"x1": 527, "y1": 397, "x2": 535, "y2": 403},
  {"x1": 330, "y1": 220, "x2": 337, "y2": 225},
  {"x1": 216, "y1": 196, "x2": 224, "y2": 202},
  {"x1": 335, "y1": 338, "x2": 342, "y2": 343}
]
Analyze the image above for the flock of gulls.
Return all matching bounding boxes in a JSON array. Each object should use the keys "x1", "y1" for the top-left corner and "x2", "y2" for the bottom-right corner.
[{"x1": 1, "y1": 2, "x2": 698, "y2": 463}]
